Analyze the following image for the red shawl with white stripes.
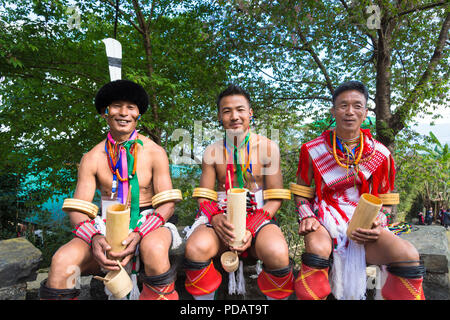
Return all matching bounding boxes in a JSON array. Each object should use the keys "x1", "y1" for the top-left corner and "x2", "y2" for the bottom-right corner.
[{"x1": 297, "y1": 129, "x2": 395, "y2": 226}]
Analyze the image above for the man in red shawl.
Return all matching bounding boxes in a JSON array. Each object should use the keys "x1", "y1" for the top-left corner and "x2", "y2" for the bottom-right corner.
[{"x1": 292, "y1": 81, "x2": 425, "y2": 300}]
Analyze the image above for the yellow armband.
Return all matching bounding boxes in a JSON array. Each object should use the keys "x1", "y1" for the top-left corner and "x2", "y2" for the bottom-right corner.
[
  {"x1": 289, "y1": 183, "x2": 315, "y2": 199},
  {"x1": 192, "y1": 187, "x2": 218, "y2": 202},
  {"x1": 263, "y1": 189, "x2": 291, "y2": 200},
  {"x1": 62, "y1": 198, "x2": 99, "y2": 219},
  {"x1": 378, "y1": 193, "x2": 400, "y2": 205},
  {"x1": 152, "y1": 189, "x2": 183, "y2": 208}
]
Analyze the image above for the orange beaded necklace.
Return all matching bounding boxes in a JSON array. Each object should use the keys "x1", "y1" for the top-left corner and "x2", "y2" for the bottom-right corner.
[{"x1": 332, "y1": 129, "x2": 364, "y2": 169}]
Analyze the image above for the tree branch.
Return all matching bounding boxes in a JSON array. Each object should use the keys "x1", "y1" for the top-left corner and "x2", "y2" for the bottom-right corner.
[
  {"x1": 293, "y1": 26, "x2": 335, "y2": 95},
  {"x1": 274, "y1": 96, "x2": 332, "y2": 102},
  {"x1": 395, "y1": 1, "x2": 448, "y2": 19},
  {"x1": 256, "y1": 67, "x2": 327, "y2": 86},
  {"x1": 390, "y1": 12, "x2": 450, "y2": 134},
  {"x1": 102, "y1": 0, "x2": 144, "y2": 34},
  {"x1": 339, "y1": 0, "x2": 378, "y2": 52}
]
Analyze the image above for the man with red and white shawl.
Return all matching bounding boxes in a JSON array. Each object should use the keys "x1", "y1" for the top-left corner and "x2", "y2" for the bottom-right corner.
[{"x1": 293, "y1": 81, "x2": 425, "y2": 300}]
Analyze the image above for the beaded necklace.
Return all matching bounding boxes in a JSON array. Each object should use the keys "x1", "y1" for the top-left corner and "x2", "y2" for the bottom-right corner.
[
  {"x1": 104, "y1": 130, "x2": 143, "y2": 229},
  {"x1": 332, "y1": 129, "x2": 364, "y2": 169},
  {"x1": 224, "y1": 131, "x2": 253, "y2": 189}
]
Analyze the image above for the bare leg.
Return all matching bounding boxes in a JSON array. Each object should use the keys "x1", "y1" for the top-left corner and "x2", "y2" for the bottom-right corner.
[
  {"x1": 304, "y1": 224, "x2": 333, "y2": 258},
  {"x1": 184, "y1": 225, "x2": 225, "y2": 299},
  {"x1": 295, "y1": 225, "x2": 333, "y2": 300},
  {"x1": 184, "y1": 224, "x2": 225, "y2": 262},
  {"x1": 139, "y1": 226, "x2": 173, "y2": 276},
  {"x1": 365, "y1": 229, "x2": 424, "y2": 300},
  {"x1": 139, "y1": 226, "x2": 179, "y2": 300},
  {"x1": 364, "y1": 229, "x2": 420, "y2": 266},
  {"x1": 47, "y1": 237, "x2": 100, "y2": 289},
  {"x1": 252, "y1": 224, "x2": 294, "y2": 300},
  {"x1": 252, "y1": 224, "x2": 289, "y2": 269}
]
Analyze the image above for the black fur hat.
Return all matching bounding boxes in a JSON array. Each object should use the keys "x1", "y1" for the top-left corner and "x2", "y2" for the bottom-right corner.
[{"x1": 94, "y1": 79, "x2": 149, "y2": 114}]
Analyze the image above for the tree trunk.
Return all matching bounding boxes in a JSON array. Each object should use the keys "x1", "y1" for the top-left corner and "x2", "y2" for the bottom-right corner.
[{"x1": 374, "y1": 15, "x2": 395, "y2": 153}]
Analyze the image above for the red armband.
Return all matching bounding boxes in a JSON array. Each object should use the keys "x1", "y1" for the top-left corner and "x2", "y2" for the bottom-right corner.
[
  {"x1": 134, "y1": 212, "x2": 165, "y2": 239},
  {"x1": 296, "y1": 200, "x2": 316, "y2": 223},
  {"x1": 246, "y1": 208, "x2": 271, "y2": 237},
  {"x1": 72, "y1": 220, "x2": 101, "y2": 246},
  {"x1": 196, "y1": 201, "x2": 223, "y2": 223}
]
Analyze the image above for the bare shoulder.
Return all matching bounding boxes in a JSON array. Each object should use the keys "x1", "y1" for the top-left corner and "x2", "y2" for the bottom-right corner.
[
  {"x1": 139, "y1": 134, "x2": 169, "y2": 161},
  {"x1": 252, "y1": 133, "x2": 280, "y2": 155},
  {"x1": 203, "y1": 139, "x2": 224, "y2": 165},
  {"x1": 78, "y1": 140, "x2": 105, "y2": 174}
]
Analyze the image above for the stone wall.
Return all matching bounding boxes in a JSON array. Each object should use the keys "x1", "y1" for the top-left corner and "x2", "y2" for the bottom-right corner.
[{"x1": 399, "y1": 225, "x2": 449, "y2": 300}]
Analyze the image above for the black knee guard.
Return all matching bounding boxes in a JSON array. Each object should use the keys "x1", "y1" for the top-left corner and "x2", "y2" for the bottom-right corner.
[
  {"x1": 387, "y1": 261, "x2": 426, "y2": 279},
  {"x1": 39, "y1": 279, "x2": 80, "y2": 300},
  {"x1": 139, "y1": 265, "x2": 177, "y2": 287},
  {"x1": 183, "y1": 258, "x2": 211, "y2": 271},
  {"x1": 301, "y1": 252, "x2": 331, "y2": 269}
]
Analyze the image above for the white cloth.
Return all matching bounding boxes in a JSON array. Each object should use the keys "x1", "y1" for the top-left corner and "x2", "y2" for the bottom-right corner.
[{"x1": 304, "y1": 133, "x2": 392, "y2": 300}]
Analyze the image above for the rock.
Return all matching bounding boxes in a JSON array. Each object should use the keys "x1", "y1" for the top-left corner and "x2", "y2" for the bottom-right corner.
[
  {"x1": 0, "y1": 238, "x2": 42, "y2": 288},
  {"x1": 0, "y1": 283, "x2": 27, "y2": 300},
  {"x1": 400, "y1": 225, "x2": 448, "y2": 273},
  {"x1": 399, "y1": 225, "x2": 449, "y2": 300}
]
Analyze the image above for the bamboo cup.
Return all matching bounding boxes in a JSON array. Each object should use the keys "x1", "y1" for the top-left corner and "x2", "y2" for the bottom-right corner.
[
  {"x1": 227, "y1": 188, "x2": 248, "y2": 247},
  {"x1": 346, "y1": 193, "x2": 383, "y2": 238},
  {"x1": 106, "y1": 203, "x2": 130, "y2": 254},
  {"x1": 221, "y1": 251, "x2": 239, "y2": 273},
  {"x1": 95, "y1": 261, "x2": 133, "y2": 299}
]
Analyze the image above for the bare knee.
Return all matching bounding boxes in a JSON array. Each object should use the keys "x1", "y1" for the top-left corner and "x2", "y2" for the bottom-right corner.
[
  {"x1": 259, "y1": 240, "x2": 289, "y2": 269},
  {"x1": 48, "y1": 244, "x2": 83, "y2": 288},
  {"x1": 140, "y1": 230, "x2": 172, "y2": 275},
  {"x1": 185, "y1": 227, "x2": 218, "y2": 261},
  {"x1": 255, "y1": 226, "x2": 290, "y2": 269},
  {"x1": 366, "y1": 230, "x2": 420, "y2": 265},
  {"x1": 304, "y1": 226, "x2": 332, "y2": 259},
  {"x1": 396, "y1": 239, "x2": 420, "y2": 262}
]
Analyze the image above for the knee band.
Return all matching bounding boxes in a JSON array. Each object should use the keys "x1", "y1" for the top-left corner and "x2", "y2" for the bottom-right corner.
[
  {"x1": 294, "y1": 253, "x2": 331, "y2": 300},
  {"x1": 257, "y1": 264, "x2": 294, "y2": 300},
  {"x1": 301, "y1": 252, "x2": 330, "y2": 269},
  {"x1": 139, "y1": 266, "x2": 178, "y2": 300},
  {"x1": 382, "y1": 263, "x2": 426, "y2": 300},
  {"x1": 184, "y1": 259, "x2": 222, "y2": 296},
  {"x1": 39, "y1": 279, "x2": 80, "y2": 300}
]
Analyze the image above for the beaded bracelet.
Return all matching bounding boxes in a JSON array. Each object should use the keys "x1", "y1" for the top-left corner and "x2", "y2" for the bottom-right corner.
[
  {"x1": 134, "y1": 212, "x2": 165, "y2": 239},
  {"x1": 381, "y1": 207, "x2": 393, "y2": 225},
  {"x1": 296, "y1": 200, "x2": 317, "y2": 223}
]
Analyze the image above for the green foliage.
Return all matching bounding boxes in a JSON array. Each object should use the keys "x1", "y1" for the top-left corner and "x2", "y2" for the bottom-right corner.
[
  {"x1": 394, "y1": 128, "x2": 449, "y2": 221},
  {"x1": 209, "y1": 0, "x2": 449, "y2": 148}
]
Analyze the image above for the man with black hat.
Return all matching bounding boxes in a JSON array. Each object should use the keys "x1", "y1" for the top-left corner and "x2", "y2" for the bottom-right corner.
[{"x1": 40, "y1": 79, "x2": 181, "y2": 300}]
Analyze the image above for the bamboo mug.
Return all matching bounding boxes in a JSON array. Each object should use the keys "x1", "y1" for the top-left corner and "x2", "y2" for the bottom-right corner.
[{"x1": 346, "y1": 193, "x2": 383, "y2": 238}]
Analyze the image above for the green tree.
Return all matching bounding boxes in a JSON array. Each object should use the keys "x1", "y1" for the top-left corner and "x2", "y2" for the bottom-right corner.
[
  {"x1": 211, "y1": 0, "x2": 449, "y2": 151},
  {"x1": 0, "y1": 0, "x2": 232, "y2": 197},
  {"x1": 395, "y1": 129, "x2": 449, "y2": 221}
]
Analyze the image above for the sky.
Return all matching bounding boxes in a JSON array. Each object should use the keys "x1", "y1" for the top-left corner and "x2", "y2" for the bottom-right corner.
[{"x1": 412, "y1": 106, "x2": 450, "y2": 146}]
